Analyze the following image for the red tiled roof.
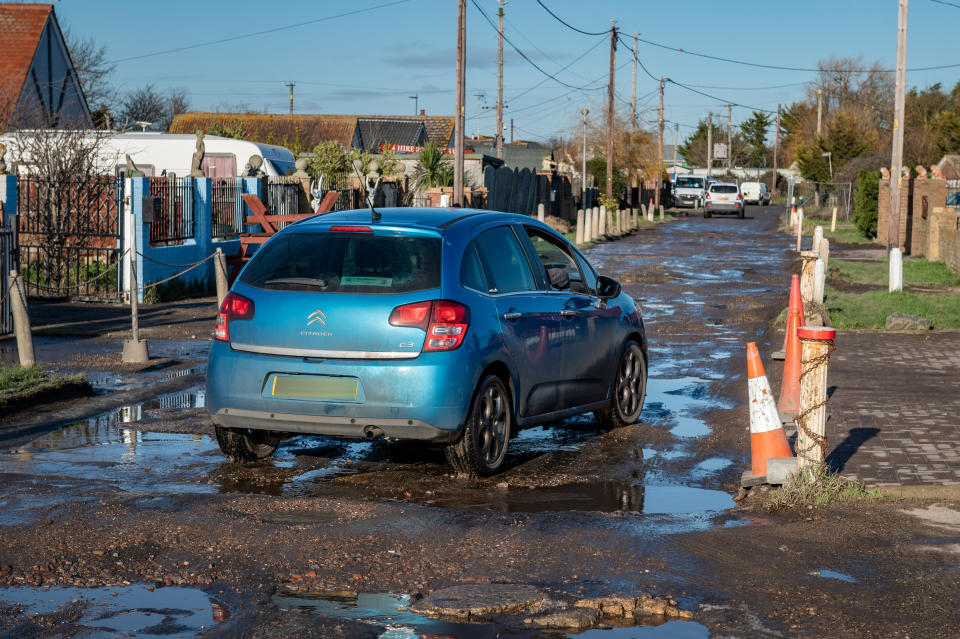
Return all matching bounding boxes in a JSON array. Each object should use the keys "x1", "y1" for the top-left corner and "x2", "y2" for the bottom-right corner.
[{"x1": 0, "y1": 3, "x2": 52, "y2": 122}]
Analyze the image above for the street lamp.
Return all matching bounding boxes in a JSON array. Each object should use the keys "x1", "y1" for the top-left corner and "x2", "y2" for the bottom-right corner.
[
  {"x1": 580, "y1": 108, "x2": 589, "y2": 209},
  {"x1": 822, "y1": 151, "x2": 833, "y2": 180}
]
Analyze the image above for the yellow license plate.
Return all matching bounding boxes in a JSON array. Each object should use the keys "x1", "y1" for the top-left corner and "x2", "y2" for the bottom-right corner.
[
  {"x1": 717, "y1": 196, "x2": 729, "y2": 200},
  {"x1": 267, "y1": 374, "x2": 359, "y2": 400}
]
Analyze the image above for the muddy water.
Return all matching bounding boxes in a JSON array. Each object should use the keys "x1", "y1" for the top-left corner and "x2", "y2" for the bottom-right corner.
[{"x1": 1, "y1": 212, "x2": 789, "y2": 529}]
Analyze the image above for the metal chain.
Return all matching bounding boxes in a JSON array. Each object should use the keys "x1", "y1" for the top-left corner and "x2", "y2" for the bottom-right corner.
[
  {"x1": 137, "y1": 253, "x2": 216, "y2": 292},
  {"x1": 136, "y1": 251, "x2": 218, "y2": 269},
  {"x1": 793, "y1": 339, "x2": 837, "y2": 462},
  {"x1": 23, "y1": 249, "x2": 131, "y2": 293}
]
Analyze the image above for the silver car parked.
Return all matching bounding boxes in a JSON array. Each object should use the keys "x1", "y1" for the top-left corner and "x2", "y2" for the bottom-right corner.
[{"x1": 704, "y1": 182, "x2": 744, "y2": 218}]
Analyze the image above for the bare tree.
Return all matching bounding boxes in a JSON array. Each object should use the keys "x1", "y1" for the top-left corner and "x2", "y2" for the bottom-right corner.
[
  {"x1": 119, "y1": 85, "x2": 191, "y2": 132},
  {"x1": 63, "y1": 28, "x2": 116, "y2": 113}
]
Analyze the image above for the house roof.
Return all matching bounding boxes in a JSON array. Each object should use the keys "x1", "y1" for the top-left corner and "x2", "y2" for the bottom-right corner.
[
  {"x1": 0, "y1": 3, "x2": 53, "y2": 123},
  {"x1": 170, "y1": 112, "x2": 456, "y2": 152},
  {"x1": 356, "y1": 118, "x2": 427, "y2": 152},
  {"x1": 938, "y1": 154, "x2": 960, "y2": 180}
]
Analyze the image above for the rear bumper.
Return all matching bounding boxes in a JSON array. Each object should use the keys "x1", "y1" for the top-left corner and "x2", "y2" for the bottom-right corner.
[
  {"x1": 706, "y1": 202, "x2": 743, "y2": 212},
  {"x1": 205, "y1": 339, "x2": 477, "y2": 440},
  {"x1": 210, "y1": 408, "x2": 458, "y2": 442}
]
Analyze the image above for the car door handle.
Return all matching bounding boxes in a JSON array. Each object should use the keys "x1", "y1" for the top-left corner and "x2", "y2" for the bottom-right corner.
[
  {"x1": 560, "y1": 309, "x2": 578, "y2": 317},
  {"x1": 503, "y1": 312, "x2": 523, "y2": 320}
]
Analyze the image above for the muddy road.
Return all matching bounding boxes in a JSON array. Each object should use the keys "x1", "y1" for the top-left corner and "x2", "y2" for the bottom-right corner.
[{"x1": 2, "y1": 206, "x2": 958, "y2": 638}]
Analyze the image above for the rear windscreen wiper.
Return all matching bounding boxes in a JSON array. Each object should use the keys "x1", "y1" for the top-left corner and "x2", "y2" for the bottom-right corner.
[{"x1": 264, "y1": 277, "x2": 331, "y2": 288}]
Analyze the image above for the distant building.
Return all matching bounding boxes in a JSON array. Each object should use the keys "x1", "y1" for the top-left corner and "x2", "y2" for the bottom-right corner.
[
  {"x1": 936, "y1": 154, "x2": 960, "y2": 181},
  {"x1": 0, "y1": 3, "x2": 91, "y2": 129},
  {"x1": 465, "y1": 139, "x2": 553, "y2": 173},
  {"x1": 170, "y1": 112, "x2": 454, "y2": 154}
]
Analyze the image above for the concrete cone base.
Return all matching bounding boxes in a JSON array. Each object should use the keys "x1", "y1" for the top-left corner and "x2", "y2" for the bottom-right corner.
[
  {"x1": 771, "y1": 350, "x2": 785, "y2": 361},
  {"x1": 122, "y1": 339, "x2": 150, "y2": 363},
  {"x1": 741, "y1": 470, "x2": 766, "y2": 487}
]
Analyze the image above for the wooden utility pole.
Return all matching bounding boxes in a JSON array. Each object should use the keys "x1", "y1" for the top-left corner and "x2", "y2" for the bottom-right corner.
[
  {"x1": 816, "y1": 88, "x2": 823, "y2": 137},
  {"x1": 889, "y1": 0, "x2": 908, "y2": 249},
  {"x1": 606, "y1": 21, "x2": 617, "y2": 199},
  {"x1": 706, "y1": 112, "x2": 713, "y2": 178},
  {"x1": 454, "y1": 0, "x2": 466, "y2": 206},
  {"x1": 285, "y1": 82, "x2": 295, "y2": 114},
  {"x1": 656, "y1": 76, "x2": 664, "y2": 209},
  {"x1": 631, "y1": 32, "x2": 638, "y2": 136},
  {"x1": 510, "y1": 118, "x2": 514, "y2": 143},
  {"x1": 496, "y1": 0, "x2": 505, "y2": 159},
  {"x1": 772, "y1": 104, "x2": 781, "y2": 197}
]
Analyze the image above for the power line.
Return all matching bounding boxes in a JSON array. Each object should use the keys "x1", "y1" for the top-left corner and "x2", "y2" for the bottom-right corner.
[
  {"x1": 666, "y1": 78, "x2": 779, "y2": 114},
  {"x1": 110, "y1": 0, "x2": 411, "y2": 63},
  {"x1": 533, "y1": 0, "x2": 608, "y2": 36},
  {"x1": 929, "y1": 0, "x2": 960, "y2": 8},
  {"x1": 631, "y1": 33, "x2": 960, "y2": 73},
  {"x1": 508, "y1": 37, "x2": 606, "y2": 102},
  {"x1": 468, "y1": 0, "x2": 600, "y2": 91}
]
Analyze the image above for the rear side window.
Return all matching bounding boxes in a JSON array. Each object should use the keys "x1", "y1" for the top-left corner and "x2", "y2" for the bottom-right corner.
[
  {"x1": 460, "y1": 242, "x2": 487, "y2": 292},
  {"x1": 239, "y1": 232, "x2": 441, "y2": 293},
  {"x1": 676, "y1": 177, "x2": 704, "y2": 188},
  {"x1": 473, "y1": 226, "x2": 536, "y2": 294},
  {"x1": 710, "y1": 185, "x2": 738, "y2": 194}
]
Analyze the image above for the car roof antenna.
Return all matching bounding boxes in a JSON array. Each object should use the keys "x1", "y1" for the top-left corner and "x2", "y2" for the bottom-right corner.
[{"x1": 352, "y1": 159, "x2": 382, "y2": 222}]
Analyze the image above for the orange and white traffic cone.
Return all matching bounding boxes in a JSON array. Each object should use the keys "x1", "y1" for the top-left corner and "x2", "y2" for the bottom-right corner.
[
  {"x1": 777, "y1": 304, "x2": 803, "y2": 421},
  {"x1": 746, "y1": 342, "x2": 794, "y2": 479},
  {"x1": 772, "y1": 275, "x2": 805, "y2": 360}
]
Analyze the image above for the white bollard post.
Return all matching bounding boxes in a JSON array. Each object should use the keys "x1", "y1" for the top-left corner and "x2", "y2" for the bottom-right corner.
[
  {"x1": 585, "y1": 208, "x2": 593, "y2": 242},
  {"x1": 575, "y1": 209, "x2": 584, "y2": 245},
  {"x1": 813, "y1": 257, "x2": 825, "y2": 304},
  {"x1": 592, "y1": 206, "x2": 600, "y2": 239},
  {"x1": 818, "y1": 237, "x2": 830, "y2": 272},
  {"x1": 537, "y1": 202, "x2": 545, "y2": 223},
  {"x1": 800, "y1": 250, "x2": 819, "y2": 306},
  {"x1": 889, "y1": 247, "x2": 903, "y2": 292},
  {"x1": 796, "y1": 210, "x2": 804, "y2": 252},
  {"x1": 640, "y1": 203, "x2": 647, "y2": 222},
  {"x1": 813, "y1": 225, "x2": 824, "y2": 254},
  {"x1": 830, "y1": 206, "x2": 837, "y2": 233},
  {"x1": 214, "y1": 248, "x2": 229, "y2": 309},
  {"x1": 659, "y1": 205, "x2": 664, "y2": 221},
  {"x1": 599, "y1": 205, "x2": 607, "y2": 236},
  {"x1": 8, "y1": 271, "x2": 35, "y2": 367}
]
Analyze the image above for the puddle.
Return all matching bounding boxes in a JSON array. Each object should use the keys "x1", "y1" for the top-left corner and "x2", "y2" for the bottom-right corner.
[
  {"x1": 642, "y1": 377, "x2": 733, "y2": 439},
  {"x1": 274, "y1": 591, "x2": 709, "y2": 639},
  {"x1": 275, "y1": 592, "x2": 499, "y2": 638},
  {"x1": 810, "y1": 569, "x2": 857, "y2": 583},
  {"x1": 571, "y1": 621, "x2": 710, "y2": 638},
  {"x1": 0, "y1": 584, "x2": 225, "y2": 638},
  {"x1": 690, "y1": 458, "x2": 733, "y2": 479}
]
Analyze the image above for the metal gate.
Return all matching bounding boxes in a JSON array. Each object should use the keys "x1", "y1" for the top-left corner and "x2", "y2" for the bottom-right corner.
[
  {"x1": 17, "y1": 176, "x2": 124, "y2": 300},
  {"x1": 0, "y1": 227, "x2": 14, "y2": 335}
]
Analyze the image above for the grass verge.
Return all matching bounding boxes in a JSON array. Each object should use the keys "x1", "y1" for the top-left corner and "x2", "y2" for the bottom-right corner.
[
  {"x1": 830, "y1": 258, "x2": 960, "y2": 288},
  {"x1": 825, "y1": 286, "x2": 960, "y2": 329},
  {"x1": 763, "y1": 464, "x2": 889, "y2": 511},
  {"x1": 0, "y1": 364, "x2": 91, "y2": 413},
  {"x1": 779, "y1": 212, "x2": 872, "y2": 245}
]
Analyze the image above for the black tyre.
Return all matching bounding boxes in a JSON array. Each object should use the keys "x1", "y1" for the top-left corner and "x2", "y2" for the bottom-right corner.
[
  {"x1": 738, "y1": 207, "x2": 745, "y2": 219},
  {"x1": 445, "y1": 375, "x2": 511, "y2": 476},
  {"x1": 595, "y1": 341, "x2": 647, "y2": 429},
  {"x1": 704, "y1": 210, "x2": 711, "y2": 218},
  {"x1": 215, "y1": 426, "x2": 280, "y2": 462}
]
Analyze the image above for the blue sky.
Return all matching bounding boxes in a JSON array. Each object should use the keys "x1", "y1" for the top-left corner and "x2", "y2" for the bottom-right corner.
[{"x1": 55, "y1": 0, "x2": 960, "y2": 144}]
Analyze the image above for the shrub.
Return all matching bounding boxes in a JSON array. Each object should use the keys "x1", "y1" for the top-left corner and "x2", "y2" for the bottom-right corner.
[{"x1": 854, "y1": 169, "x2": 880, "y2": 239}]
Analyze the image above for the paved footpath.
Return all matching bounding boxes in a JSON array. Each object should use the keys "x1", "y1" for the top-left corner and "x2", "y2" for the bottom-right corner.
[{"x1": 825, "y1": 330, "x2": 960, "y2": 492}]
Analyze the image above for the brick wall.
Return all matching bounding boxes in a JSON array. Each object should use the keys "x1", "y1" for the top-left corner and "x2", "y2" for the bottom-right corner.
[
  {"x1": 942, "y1": 226, "x2": 960, "y2": 274},
  {"x1": 908, "y1": 178, "x2": 948, "y2": 257},
  {"x1": 877, "y1": 177, "x2": 911, "y2": 250}
]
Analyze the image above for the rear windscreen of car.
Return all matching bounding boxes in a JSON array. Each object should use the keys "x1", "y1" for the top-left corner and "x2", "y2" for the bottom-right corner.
[
  {"x1": 711, "y1": 185, "x2": 739, "y2": 194},
  {"x1": 239, "y1": 232, "x2": 442, "y2": 294},
  {"x1": 676, "y1": 177, "x2": 704, "y2": 188}
]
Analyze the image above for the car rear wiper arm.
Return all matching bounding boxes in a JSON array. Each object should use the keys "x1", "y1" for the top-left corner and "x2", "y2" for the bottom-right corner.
[{"x1": 264, "y1": 277, "x2": 331, "y2": 288}]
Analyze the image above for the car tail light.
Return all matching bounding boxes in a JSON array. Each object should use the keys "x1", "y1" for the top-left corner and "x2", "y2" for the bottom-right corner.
[
  {"x1": 329, "y1": 226, "x2": 373, "y2": 233},
  {"x1": 737, "y1": 193, "x2": 743, "y2": 200},
  {"x1": 390, "y1": 300, "x2": 470, "y2": 351},
  {"x1": 214, "y1": 292, "x2": 254, "y2": 342},
  {"x1": 705, "y1": 192, "x2": 711, "y2": 199}
]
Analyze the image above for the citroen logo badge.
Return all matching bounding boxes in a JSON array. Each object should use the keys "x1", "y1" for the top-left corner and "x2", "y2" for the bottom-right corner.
[{"x1": 307, "y1": 309, "x2": 327, "y2": 327}]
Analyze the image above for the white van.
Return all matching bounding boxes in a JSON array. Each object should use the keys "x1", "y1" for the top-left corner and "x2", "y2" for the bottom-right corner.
[
  {"x1": 1, "y1": 131, "x2": 296, "y2": 178},
  {"x1": 740, "y1": 181, "x2": 771, "y2": 205}
]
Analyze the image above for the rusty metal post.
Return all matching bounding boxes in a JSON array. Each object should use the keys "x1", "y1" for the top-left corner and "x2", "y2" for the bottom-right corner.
[
  {"x1": 214, "y1": 248, "x2": 229, "y2": 308},
  {"x1": 796, "y1": 326, "x2": 836, "y2": 471}
]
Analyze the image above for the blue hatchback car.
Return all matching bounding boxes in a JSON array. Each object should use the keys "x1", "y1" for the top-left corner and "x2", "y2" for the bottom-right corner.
[{"x1": 207, "y1": 207, "x2": 647, "y2": 475}]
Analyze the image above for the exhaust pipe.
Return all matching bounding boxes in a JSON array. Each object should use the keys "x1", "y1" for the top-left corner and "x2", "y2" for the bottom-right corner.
[{"x1": 363, "y1": 425, "x2": 385, "y2": 440}]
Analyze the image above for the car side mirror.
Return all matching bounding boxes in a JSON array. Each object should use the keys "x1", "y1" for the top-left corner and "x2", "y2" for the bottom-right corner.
[{"x1": 597, "y1": 275, "x2": 621, "y2": 299}]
